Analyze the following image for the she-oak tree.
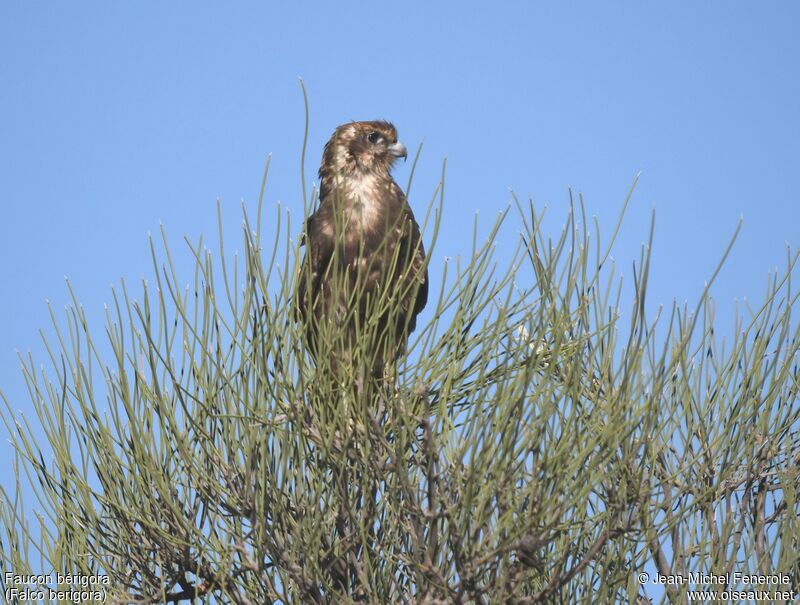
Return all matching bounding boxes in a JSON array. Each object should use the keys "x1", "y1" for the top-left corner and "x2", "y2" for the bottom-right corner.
[{"x1": 1, "y1": 123, "x2": 799, "y2": 604}]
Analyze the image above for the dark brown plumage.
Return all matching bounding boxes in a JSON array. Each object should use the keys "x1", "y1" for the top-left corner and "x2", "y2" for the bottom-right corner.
[{"x1": 296, "y1": 120, "x2": 428, "y2": 376}]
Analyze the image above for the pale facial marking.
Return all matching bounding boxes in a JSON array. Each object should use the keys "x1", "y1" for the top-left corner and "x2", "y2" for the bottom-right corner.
[{"x1": 334, "y1": 136, "x2": 350, "y2": 170}]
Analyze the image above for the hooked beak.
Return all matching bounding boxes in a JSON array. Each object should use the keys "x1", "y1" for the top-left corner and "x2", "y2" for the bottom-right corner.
[{"x1": 388, "y1": 141, "x2": 408, "y2": 161}]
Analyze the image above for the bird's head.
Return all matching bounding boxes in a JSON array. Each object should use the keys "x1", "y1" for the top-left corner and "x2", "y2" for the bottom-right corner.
[{"x1": 322, "y1": 120, "x2": 408, "y2": 177}]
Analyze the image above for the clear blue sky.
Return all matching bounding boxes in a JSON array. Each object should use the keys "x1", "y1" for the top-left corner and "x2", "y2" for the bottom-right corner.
[{"x1": 1, "y1": 2, "x2": 798, "y2": 596}]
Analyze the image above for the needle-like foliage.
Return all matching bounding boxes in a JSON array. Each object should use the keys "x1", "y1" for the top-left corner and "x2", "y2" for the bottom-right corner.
[{"x1": 1, "y1": 139, "x2": 799, "y2": 604}]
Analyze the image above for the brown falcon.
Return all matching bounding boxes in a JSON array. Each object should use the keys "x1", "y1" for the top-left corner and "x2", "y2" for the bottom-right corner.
[{"x1": 296, "y1": 120, "x2": 428, "y2": 377}]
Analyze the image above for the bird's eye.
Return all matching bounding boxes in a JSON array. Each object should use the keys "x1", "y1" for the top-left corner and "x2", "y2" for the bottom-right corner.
[{"x1": 367, "y1": 131, "x2": 382, "y2": 144}]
